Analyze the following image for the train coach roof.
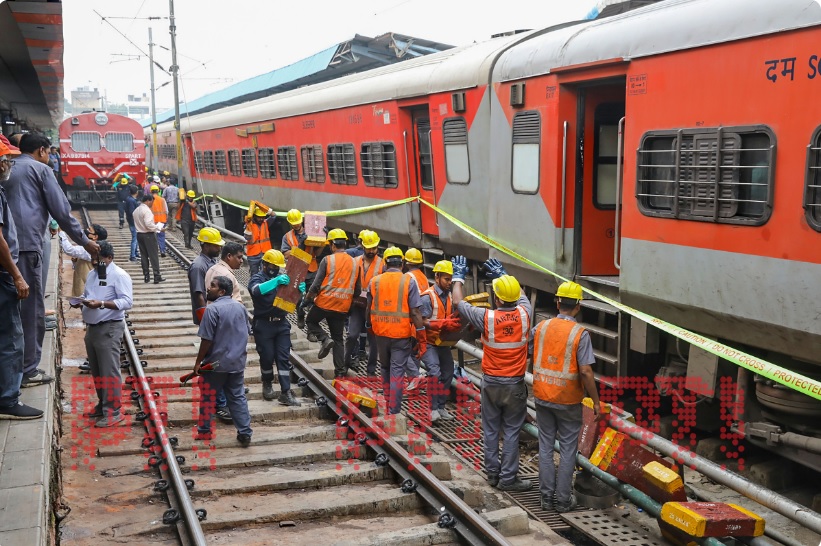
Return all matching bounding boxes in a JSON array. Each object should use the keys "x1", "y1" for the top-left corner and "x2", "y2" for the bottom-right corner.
[
  {"x1": 165, "y1": 34, "x2": 527, "y2": 134},
  {"x1": 494, "y1": 0, "x2": 821, "y2": 82}
]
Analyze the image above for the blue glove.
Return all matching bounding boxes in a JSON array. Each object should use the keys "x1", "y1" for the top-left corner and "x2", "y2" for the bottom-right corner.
[
  {"x1": 483, "y1": 258, "x2": 507, "y2": 280},
  {"x1": 299, "y1": 282, "x2": 306, "y2": 294},
  {"x1": 258, "y1": 273, "x2": 290, "y2": 295},
  {"x1": 451, "y1": 255, "x2": 468, "y2": 283}
]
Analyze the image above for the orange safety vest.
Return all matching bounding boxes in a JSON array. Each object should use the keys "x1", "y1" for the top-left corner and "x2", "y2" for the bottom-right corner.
[
  {"x1": 532, "y1": 318, "x2": 585, "y2": 405},
  {"x1": 369, "y1": 271, "x2": 413, "y2": 339},
  {"x1": 423, "y1": 286, "x2": 454, "y2": 346},
  {"x1": 314, "y1": 252, "x2": 358, "y2": 313},
  {"x1": 408, "y1": 268, "x2": 429, "y2": 291},
  {"x1": 481, "y1": 305, "x2": 530, "y2": 377},
  {"x1": 286, "y1": 230, "x2": 318, "y2": 273},
  {"x1": 151, "y1": 195, "x2": 168, "y2": 223},
  {"x1": 357, "y1": 255, "x2": 383, "y2": 290},
  {"x1": 247, "y1": 221, "x2": 271, "y2": 257},
  {"x1": 175, "y1": 200, "x2": 198, "y2": 223}
]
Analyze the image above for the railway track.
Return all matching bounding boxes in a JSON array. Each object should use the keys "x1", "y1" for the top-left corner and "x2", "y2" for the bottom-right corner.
[{"x1": 58, "y1": 208, "x2": 570, "y2": 545}]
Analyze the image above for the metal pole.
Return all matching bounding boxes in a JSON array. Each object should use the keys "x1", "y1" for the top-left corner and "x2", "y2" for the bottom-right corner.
[
  {"x1": 168, "y1": 0, "x2": 182, "y2": 182},
  {"x1": 148, "y1": 27, "x2": 158, "y2": 174}
]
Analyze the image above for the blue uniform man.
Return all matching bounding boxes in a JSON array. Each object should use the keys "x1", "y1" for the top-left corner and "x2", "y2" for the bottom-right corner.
[{"x1": 249, "y1": 249, "x2": 305, "y2": 406}]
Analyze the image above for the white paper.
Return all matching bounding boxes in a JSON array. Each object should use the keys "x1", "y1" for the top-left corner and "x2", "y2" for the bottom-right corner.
[{"x1": 156, "y1": 222, "x2": 165, "y2": 231}]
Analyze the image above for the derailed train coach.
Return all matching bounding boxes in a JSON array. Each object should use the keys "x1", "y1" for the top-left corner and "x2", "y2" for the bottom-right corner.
[{"x1": 151, "y1": 0, "x2": 821, "y2": 471}]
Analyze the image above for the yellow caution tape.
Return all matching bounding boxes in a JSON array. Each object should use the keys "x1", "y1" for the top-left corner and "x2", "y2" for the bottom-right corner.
[
  {"x1": 417, "y1": 197, "x2": 821, "y2": 402},
  {"x1": 194, "y1": 193, "x2": 417, "y2": 217}
]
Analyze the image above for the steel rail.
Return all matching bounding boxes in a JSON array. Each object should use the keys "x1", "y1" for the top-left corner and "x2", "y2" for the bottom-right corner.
[
  {"x1": 287, "y1": 351, "x2": 512, "y2": 546},
  {"x1": 81, "y1": 208, "x2": 207, "y2": 544}
]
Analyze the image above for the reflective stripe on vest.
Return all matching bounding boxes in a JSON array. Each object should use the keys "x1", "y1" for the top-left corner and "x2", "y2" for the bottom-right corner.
[
  {"x1": 370, "y1": 271, "x2": 413, "y2": 339},
  {"x1": 424, "y1": 286, "x2": 453, "y2": 346},
  {"x1": 315, "y1": 252, "x2": 357, "y2": 313},
  {"x1": 151, "y1": 196, "x2": 167, "y2": 223},
  {"x1": 286, "y1": 230, "x2": 317, "y2": 272},
  {"x1": 481, "y1": 305, "x2": 529, "y2": 377},
  {"x1": 247, "y1": 222, "x2": 271, "y2": 257},
  {"x1": 532, "y1": 318, "x2": 585, "y2": 404},
  {"x1": 358, "y1": 255, "x2": 383, "y2": 288},
  {"x1": 409, "y1": 268, "x2": 428, "y2": 291}
]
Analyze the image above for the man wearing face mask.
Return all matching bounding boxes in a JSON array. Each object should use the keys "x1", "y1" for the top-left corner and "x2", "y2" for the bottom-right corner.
[
  {"x1": 0, "y1": 138, "x2": 40, "y2": 420},
  {"x1": 73, "y1": 241, "x2": 133, "y2": 427},
  {"x1": 6, "y1": 132, "x2": 100, "y2": 388},
  {"x1": 249, "y1": 249, "x2": 305, "y2": 405},
  {"x1": 175, "y1": 190, "x2": 198, "y2": 249},
  {"x1": 281, "y1": 209, "x2": 320, "y2": 330}
]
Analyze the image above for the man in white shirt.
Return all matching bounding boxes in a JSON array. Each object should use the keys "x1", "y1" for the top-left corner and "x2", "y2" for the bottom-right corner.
[
  {"x1": 73, "y1": 241, "x2": 133, "y2": 427},
  {"x1": 60, "y1": 223, "x2": 107, "y2": 297},
  {"x1": 133, "y1": 194, "x2": 165, "y2": 284},
  {"x1": 204, "y1": 242, "x2": 245, "y2": 304}
]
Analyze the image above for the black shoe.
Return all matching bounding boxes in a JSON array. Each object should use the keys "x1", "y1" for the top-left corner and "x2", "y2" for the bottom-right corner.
[
  {"x1": 307, "y1": 333, "x2": 319, "y2": 343},
  {"x1": 79, "y1": 361, "x2": 91, "y2": 373},
  {"x1": 83, "y1": 405, "x2": 103, "y2": 419},
  {"x1": 487, "y1": 473, "x2": 499, "y2": 487},
  {"x1": 216, "y1": 406, "x2": 233, "y2": 423},
  {"x1": 160, "y1": 253, "x2": 166, "y2": 258},
  {"x1": 130, "y1": 257, "x2": 138, "y2": 262},
  {"x1": 237, "y1": 433, "x2": 251, "y2": 447},
  {"x1": 278, "y1": 389, "x2": 301, "y2": 407},
  {"x1": 317, "y1": 338, "x2": 334, "y2": 359},
  {"x1": 541, "y1": 495, "x2": 554, "y2": 511},
  {"x1": 497, "y1": 478, "x2": 533, "y2": 492},
  {"x1": 0, "y1": 402, "x2": 43, "y2": 420},
  {"x1": 153, "y1": 276, "x2": 165, "y2": 284},
  {"x1": 297, "y1": 316, "x2": 305, "y2": 329},
  {"x1": 119, "y1": 224, "x2": 124, "y2": 229},
  {"x1": 262, "y1": 381, "x2": 275, "y2": 401},
  {"x1": 144, "y1": 275, "x2": 150, "y2": 283}
]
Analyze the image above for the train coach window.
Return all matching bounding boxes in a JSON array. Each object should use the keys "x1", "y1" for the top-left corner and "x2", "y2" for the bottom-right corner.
[
  {"x1": 277, "y1": 146, "x2": 299, "y2": 181},
  {"x1": 204, "y1": 151, "x2": 215, "y2": 174},
  {"x1": 71, "y1": 132, "x2": 101, "y2": 153},
  {"x1": 228, "y1": 150, "x2": 241, "y2": 177},
  {"x1": 194, "y1": 151, "x2": 204, "y2": 173},
  {"x1": 215, "y1": 151, "x2": 228, "y2": 175},
  {"x1": 159, "y1": 144, "x2": 177, "y2": 160},
  {"x1": 804, "y1": 126, "x2": 821, "y2": 231},
  {"x1": 328, "y1": 143, "x2": 357, "y2": 185},
  {"x1": 105, "y1": 132, "x2": 134, "y2": 152},
  {"x1": 511, "y1": 111, "x2": 541, "y2": 194},
  {"x1": 361, "y1": 142, "x2": 398, "y2": 188},
  {"x1": 444, "y1": 117, "x2": 470, "y2": 184},
  {"x1": 241, "y1": 148, "x2": 258, "y2": 178},
  {"x1": 301, "y1": 145, "x2": 325, "y2": 183},
  {"x1": 637, "y1": 126, "x2": 773, "y2": 225},
  {"x1": 258, "y1": 148, "x2": 276, "y2": 179}
]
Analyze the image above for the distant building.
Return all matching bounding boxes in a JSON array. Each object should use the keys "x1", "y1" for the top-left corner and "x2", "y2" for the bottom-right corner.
[{"x1": 70, "y1": 86, "x2": 101, "y2": 114}]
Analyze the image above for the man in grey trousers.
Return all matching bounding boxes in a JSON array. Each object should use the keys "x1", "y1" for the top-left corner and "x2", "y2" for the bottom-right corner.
[
  {"x1": 6, "y1": 133, "x2": 100, "y2": 387},
  {"x1": 74, "y1": 241, "x2": 133, "y2": 427}
]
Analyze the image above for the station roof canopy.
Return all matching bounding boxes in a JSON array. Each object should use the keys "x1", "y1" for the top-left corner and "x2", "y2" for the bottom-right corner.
[
  {"x1": 0, "y1": 0, "x2": 64, "y2": 131},
  {"x1": 149, "y1": 32, "x2": 453, "y2": 127}
]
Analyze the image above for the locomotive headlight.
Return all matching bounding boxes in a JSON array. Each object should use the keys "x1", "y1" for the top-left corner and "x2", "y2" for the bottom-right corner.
[{"x1": 102, "y1": 170, "x2": 108, "y2": 177}]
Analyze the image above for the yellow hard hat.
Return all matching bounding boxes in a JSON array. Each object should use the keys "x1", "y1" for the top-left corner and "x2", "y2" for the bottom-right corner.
[
  {"x1": 383, "y1": 247, "x2": 404, "y2": 260},
  {"x1": 432, "y1": 260, "x2": 453, "y2": 275},
  {"x1": 262, "y1": 249, "x2": 286, "y2": 267},
  {"x1": 492, "y1": 275, "x2": 521, "y2": 303},
  {"x1": 253, "y1": 207, "x2": 267, "y2": 217},
  {"x1": 360, "y1": 230, "x2": 380, "y2": 249},
  {"x1": 197, "y1": 227, "x2": 224, "y2": 246},
  {"x1": 358, "y1": 229, "x2": 368, "y2": 239},
  {"x1": 187, "y1": 190, "x2": 196, "y2": 198},
  {"x1": 163, "y1": 171, "x2": 170, "y2": 176},
  {"x1": 150, "y1": 184, "x2": 159, "y2": 192},
  {"x1": 327, "y1": 228, "x2": 348, "y2": 241},
  {"x1": 404, "y1": 248, "x2": 423, "y2": 264},
  {"x1": 144, "y1": 166, "x2": 148, "y2": 172},
  {"x1": 556, "y1": 281, "x2": 583, "y2": 303},
  {"x1": 286, "y1": 209, "x2": 303, "y2": 225}
]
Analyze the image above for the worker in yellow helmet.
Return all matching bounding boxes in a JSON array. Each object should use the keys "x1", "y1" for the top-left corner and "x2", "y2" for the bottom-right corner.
[
  {"x1": 451, "y1": 256, "x2": 533, "y2": 493},
  {"x1": 175, "y1": 189, "x2": 198, "y2": 248},
  {"x1": 531, "y1": 281, "x2": 600, "y2": 513},
  {"x1": 280, "y1": 208, "x2": 320, "y2": 330},
  {"x1": 345, "y1": 230, "x2": 384, "y2": 373},
  {"x1": 149, "y1": 185, "x2": 168, "y2": 257},
  {"x1": 245, "y1": 206, "x2": 274, "y2": 276},
  {"x1": 402, "y1": 247, "x2": 428, "y2": 391},
  {"x1": 344, "y1": 229, "x2": 367, "y2": 258}
]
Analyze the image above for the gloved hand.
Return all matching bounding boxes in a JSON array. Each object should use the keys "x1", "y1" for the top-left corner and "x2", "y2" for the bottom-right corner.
[
  {"x1": 195, "y1": 307, "x2": 206, "y2": 322},
  {"x1": 299, "y1": 282, "x2": 306, "y2": 294},
  {"x1": 451, "y1": 255, "x2": 468, "y2": 283},
  {"x1": 483, "y1": 258, "x2": 507, "y2": 280},
  {"x1": 414, "y1": 329, "x2": 427, "y2": 359},
  {"x1": 431, "y1": 315, "x2": 463, "y2": 333},
  {"x1": 259, "y1": 273, "x2": 290, "y2": 295}
]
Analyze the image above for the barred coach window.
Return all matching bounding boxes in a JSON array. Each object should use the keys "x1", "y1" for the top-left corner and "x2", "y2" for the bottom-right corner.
[
  {"x1": 241, "y1": 148, "x2": 258, "y2": 178},
  {"x1": 804, "y1": 126, "x2": 821, "y2": 231},
  {"x1": 443, "y1": 117, "x2": 470, "y2": 184},
  {"x1": 258, "y1": 148, "x2": 276, "y2": 179},
  {"x1": 637, "y1": 126, "x2": 774, "y2": 225},
  {"x1": 215, "y1": 150, "x2": 228, "y2": 175},
  {"x1": 511, "y1": 111, "x2": 541, "y2": 194},
  {"x1": 361, "y1": 142, "x2": 398, "y2": 188},
  {"x1": 228, "y1": 149, "x2": 241, "y2": 177},
  {"x1": 328, "y1": 143, "x2": 356, "y2": 185},
  {"x1": 277, "y1": 146, "x2": 299, "y2": 181},
  {"x1": 301, "y1": 145, "x2": 325, "y2": 183},
  {"x1": 194, "y1": 151, "x2": 204, "y2": 173},
  {"x1": 204, "y1": 151, "x2": 215, "y2": 174}
]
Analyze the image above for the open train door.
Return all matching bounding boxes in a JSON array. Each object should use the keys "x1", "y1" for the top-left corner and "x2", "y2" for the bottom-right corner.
[
  {"x1": 567, "y1": 79, "x2": 626, "y2": 277},
  {"x1": 407, "y1": 107, "x2": 440, "y2": 238}
]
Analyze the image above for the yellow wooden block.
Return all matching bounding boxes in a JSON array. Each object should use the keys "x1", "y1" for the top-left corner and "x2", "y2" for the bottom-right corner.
[
  {"x1": 727, "y1": 504, "x2": 765, "y2": 537},
  {"x1": 589, "y1": 427, "x2": 621, "y2": 468},
  {"x1": 273, "y1": 297, "x2": 296, "y2": 313},
  {"x1": 464, "y1": 292, "x2": 489, "y2": 303},
  {"x1": 290, "y1": 246, "x2": 312, "y2": 264},
  {"x1": 661, "y1": 502, "x2": 708, "y2": 537},
  {"x1": 643, "y1": 461, "x2": 683, "y2": 493},
  {"x1": 582, "y1": 397, "x2": 611, "y2": 414}
]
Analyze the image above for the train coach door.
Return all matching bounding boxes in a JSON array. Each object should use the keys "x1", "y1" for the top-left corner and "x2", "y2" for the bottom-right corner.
[
  {"x1": 574, "y1": 83, "x2": 625, "y2": 277},
  {"x1": 410, "y1": 110, "x2": 440, "y2": 238}
]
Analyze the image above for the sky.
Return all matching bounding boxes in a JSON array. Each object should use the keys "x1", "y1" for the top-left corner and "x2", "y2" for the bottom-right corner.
[{"x1": 62, "y1": 0, "x2": 592, "y2": 112}]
